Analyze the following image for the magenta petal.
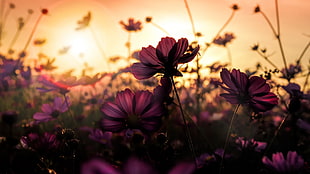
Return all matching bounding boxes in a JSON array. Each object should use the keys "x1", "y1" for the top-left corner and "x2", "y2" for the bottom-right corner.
[
  {"x1": 250, "y1": 93, "x2": 278, "y2": 112},
  {"x1": 134, "y1": 90, "x2": 153, "y2": 115},
  {"x1": 156, "y1": 37, "x2": 176, "y2": 60},
  {"x1": 131, "y1": 63, "x2": 161, "y2": 80},
  {"x1": 248, "y1": 76, "x2": 270, "y2": 95},
  {"x1": 101, "y1": 118, "x2": 125, "y2": 132},
  {"x1": 41, "y1": 104, "x2": 53, "y2": 114},
  {"x1": 220, "y1": 68, "x2": 239, "y2": 92},
  {"x1": 81, "y1": 158, "x2": 120, "y2": 174},
  {"x1": 115, "y1": 89, "x2": 134, "y2": 115},
  {"x1": 33, "y1": 113, "x2": 53, "y2": 122},
  {"x1": 220, "y1": 93, "x2": 241, "y2": 104},
  {"x1": 101, "y1": 102, "x2": 127, "y2": 119},
  {"x1": 141, "y1": 102, "x2": 164, "y2": 118},
  {"x1": 173, "y1": 38, "x2": 188, "y2": 61},
  {"x1": 231, "y1": 69, "x2": 248, "y2": 92},
  {"x1": 141, "y1": 119, "x2": 161, "y2": 132},
  {"x1": 178, "y1": 45, "x2": 200, "y2": 64},
  {"x1": 168, "y1": 162, "x2": 196, "y2": 174},
  {"x1": 123, "y1": 157, "x2": 157, "y2": 174},
  {"x1": 139, "y1": 46, "x2": 162, "y2": 66}
]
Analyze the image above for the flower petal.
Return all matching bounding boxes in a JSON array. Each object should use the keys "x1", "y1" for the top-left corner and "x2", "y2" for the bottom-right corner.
[
  {"x1": 101, "y1": 118, "x2": 125, "y2": 132},
  {"x1": 115, "y1": 89, "x2": 135, "y2": 115},
  {"x1": 248, "y1": 76, "x2": 270, "y2": 95},
  {"x1": 33, "y1": 113, "x2": 53, "y2": 122},
  {"x1": 139, "y1": 46, "x2": 162, "y2": 66},
  {"x1": 131, "y1": 63, "x2": 161, "y2": 80},
  {"x1": 101, "y1": 102, "x2": 127, "y2": 119},
  {"x1": 156, "y1": 37, "x2": 176, "y2": 62},
  {"x1": 134, "y1": 90, "x2": 153, "y2": 115}
]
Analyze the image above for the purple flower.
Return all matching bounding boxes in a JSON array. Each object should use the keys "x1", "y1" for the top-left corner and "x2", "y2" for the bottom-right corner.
[
  {"x1": 235, "y1": 137, "x2": 267, "y2": 152},
  {"x1": 131, "y1": 37, "x2": 199, "y2": 80},
  {"x1": 262, "y1": 151, "x2": 304, "y2": 173},
  {"x1": 280, "y1": 63, "x2": 302, "y2": 81},
  {"x1": 83, "y1": 127, "x2": 112, "y2": 145},
  {"x1": 213, "y1": 33, "x2": 235, "y2": 47},
  {"x1": 33, "y1": 96, "x2": 70, "y2": 123},
  {"x1": 119, "y1": 18, "x2": 142, "y2": 32},
  {"x1": 220, "y1": 68, "x2": 278, "y2": 113},
  {"x1": 100, "y1": 88, "x2": 164, "y2": 133},
  {"x1": 19, "y1": 132, "x2": 60, "y2": 153}
]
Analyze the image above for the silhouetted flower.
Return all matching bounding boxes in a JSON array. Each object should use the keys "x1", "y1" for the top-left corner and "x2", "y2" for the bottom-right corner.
[
  {"x1": 120, "y1": 18, "x2": 142, "y2": 32},
  {"x1": 100, "y1": 88, "x2": 164, "y2": 133},
  {"x1": 19, "y1": 132, "x2": 60, "y2": 153},
  {"x1": 33, "y1": 96, "x2": 70, "y2": 123},
  {"x1": 280, "y1": 64, "x2": 302, "y2": 81},
  {"x1": 131, "y1": 37, "x2": 199, "y2": 79},
  {"x1": 262, "y1": 151, "x2": 305, "y2": 173},
  {"x1": 220, "y1": 68, "x2": 278, "y2": 112},
  {"x1": 231, "y1": 4, "x2": 239, "y2": 11},
  {"x1": 36, "y1": 75, "x2": 79, "y2": 94},
  {"x1": 235, "y1": 137, "x2": 267, "y2": 152},
  {"x1": 254, "y1": 5, "x2": 261, "y2": 13},
  {"x1": 213, "y1": 33, "x2": 235, "y2": 47},
  {"x1": 41, "y1": 8, "x2": 48, "y2": 15}
]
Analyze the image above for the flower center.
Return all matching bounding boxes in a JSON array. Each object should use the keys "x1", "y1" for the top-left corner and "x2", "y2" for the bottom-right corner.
[
  {"x1": 51, "y1": 110, "x2": 60, "y2": 118},
  {"x1": 127, "y1": 114, "x2": 140, "y2": 128}
]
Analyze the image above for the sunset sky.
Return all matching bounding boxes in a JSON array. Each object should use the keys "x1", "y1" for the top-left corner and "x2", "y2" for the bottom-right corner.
[{"x1": 1, "y1": 0, "x2": 309, "y2": 76}]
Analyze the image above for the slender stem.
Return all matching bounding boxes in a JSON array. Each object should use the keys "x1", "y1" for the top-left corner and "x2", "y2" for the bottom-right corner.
[
  {"x1": 150, "y1": 22, "x2": 170, "y2": 36},
  {"x1": 255, "y1": 50, "x2": 279, "y2": 70},
  {"x1": 127, "y1": 32, "x2": 131, "y2": 60},
  {"x1": 263, "y1": 113, "x2": 289, "y2": 156},
  {"x1": 23, "y1": 14, "x2": 43, "y2": 52},
  {"x1": 214, "y1": 11, "x2": 235, "y2": 40},
  {"x1": 184, "y1": 0, "x2": 196, "y2": 39},
  {"x1": 275, "y1": 0, "x2": 280, "y2": 36},
  {"x1": 296, "y1": 41, "x2": 310, "y2": 65},
  {"x1": 170, "y1": 76, "x2": 198, "y2": 168},
  {"x1": 259, "y1": 11, "x2": 277, "y2": 38},
  {"x1": 302, "y1": 70, "x2": 310, "y2": 92},
  {"x1": 219, "y1": 104, "x2": 240, "y2": 174},
  {"x1": 89, "y1": 26, "x2": 107, "y2": 60}
]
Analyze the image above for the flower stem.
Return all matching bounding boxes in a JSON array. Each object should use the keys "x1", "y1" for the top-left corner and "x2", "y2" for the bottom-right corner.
[
  {"x1": 89, "y1": 26, "x2": 107, "y2": 62},
  {"x1": 170, "y1": 76, "x2": 198, "y2": 168},
  {"x1": 219, "y1": 104, "x2": 240, "y2": 174},
  {"x1": 296, "y1": 41, "x2": 310, "y2": 65},
  {"x1": 255, "y1": 50, "x2": 279, "y2": 70},
  {"x1": 23, "y1": 14, "x2": 43, "y2": 52},
  {"x1": 150, "y1": 21, "x2": 170, "y2": 36},
  {"x1": 184, "y1": 0, "x2": 196, "y2": 39}
]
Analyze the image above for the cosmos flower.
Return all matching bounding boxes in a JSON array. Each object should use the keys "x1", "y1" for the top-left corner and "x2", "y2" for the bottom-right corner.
[
  {"x1": 119, "y1": 18, "x2": 142, "y2": 32},
  {"x1": 262, "y1": 151, "x2": 305, "y2": 173},
  {"x1": 81, "y1": 156, "x2": 195, "y2": 174},
  {"x1": 19, "y1": 132, "x2": 60, "y2": 153},
  {"x1": 131, "y1": 37, "x2": 199, "y2": 80},
  {"x1": 100, "y1": 88, "x2": 164, "y2": 133},
  {"x1": 33, "y1": 96, "x2": 70, "y2": 123},
  {"x1": 280, "y1": 63, "x2": 302, "y2": 81},
  {"x1": 36, "y1": 75, "x2": 79, "y2": 94},
  {"x1": 235, "y1": 137, "x2": 267, "y2": 152},
  {"x1": 213, "y1": 33, "x2": 235, "y2": 47},
  {"x1": 220, "y1": 68, "x2": 278, "y2": 113}
]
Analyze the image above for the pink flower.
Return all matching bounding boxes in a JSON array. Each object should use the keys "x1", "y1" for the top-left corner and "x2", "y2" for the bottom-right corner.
[
  {"x1": 119, "y1": 18, "x2": 142, "y2": 32},
  {"x1": 262, "y1": 151, "x2": 305, "y2": 173},
  {"x1": 220, "y1": 68, "x2": 278, "y2": 112},
  {"x1": 235, "y1": 137, "x2": 267, "y2": 152},
  {"x1": 100, "y1": 88, "x2": 164, "y2": 133},
  {"x1": 33, "y1": 96, "x2": 70, "y2": 123},
  {"x1": 131, "y1": 37, "x2": 199, "y2": 80}
]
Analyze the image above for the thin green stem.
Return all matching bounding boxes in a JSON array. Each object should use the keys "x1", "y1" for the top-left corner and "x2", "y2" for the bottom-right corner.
[
  {"x1": 219, "y1": 104, "x2": 240, "y2": 174},
  {"x1": 184, "y1": 0, "x2": 196, "y2": 39},
  {"x1": 170, "y1": 76, "x2": 198, "y2": 168}
]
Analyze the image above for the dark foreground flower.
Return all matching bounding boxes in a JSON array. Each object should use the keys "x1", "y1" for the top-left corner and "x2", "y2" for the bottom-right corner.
[
  {"x1": 262, "y1": 151, "x2": 305, "y2": 173},
  {"x1": 131, "y1": 37, "x2": 199, "y2": 80},
  {"x1": 81, "y1": 156, "x2": 195, "y2": 174},
  {"x1": 19, "y1": 132, "x2": 60, "y2": 153},
  {"x1": 220, "y1": 68, "x2": 278, "y2": 112},
  {"x1": 100, "y1": 88, "x2": 164, "y2": 133}
]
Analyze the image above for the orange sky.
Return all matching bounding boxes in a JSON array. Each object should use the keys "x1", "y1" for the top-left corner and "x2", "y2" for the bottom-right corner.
[{"x1": 1, "y1": 0, "x2": 309, "y2": 77}]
